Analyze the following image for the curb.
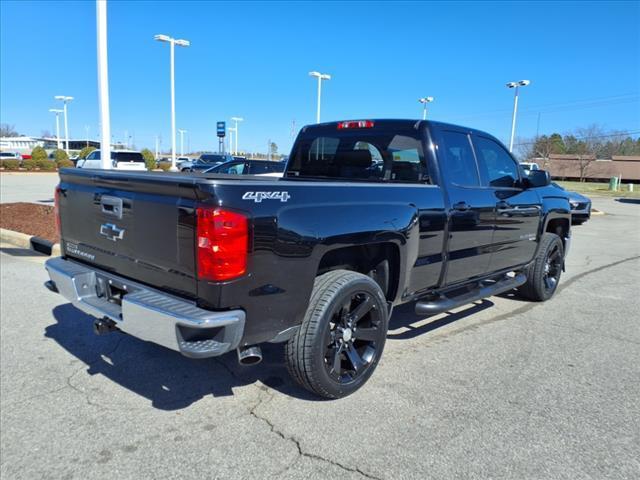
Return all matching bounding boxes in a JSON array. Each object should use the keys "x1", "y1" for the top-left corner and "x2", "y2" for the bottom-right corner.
[
  {"x1": 591, "y1": 209, "x2": 605, "y2": 216},
  {"x1": 0, "y1": 228, "x2": 60, "y2": 256}
]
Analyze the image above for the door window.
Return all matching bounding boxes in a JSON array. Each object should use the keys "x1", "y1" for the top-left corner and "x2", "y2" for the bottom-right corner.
[
  {"x1": 439, "y1": 131, "x2": 480, "y2": 187},
  {"x1": 218, "y1": 161, "x2": 246, "y2": 174},
  {"x1": 473, "y1": 136, "x2": 519, "y2": 188}
]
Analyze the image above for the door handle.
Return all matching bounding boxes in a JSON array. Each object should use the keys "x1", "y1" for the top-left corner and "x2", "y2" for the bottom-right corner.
[
  {"x1": 496, "y1": 201, "x2": 512, "y2": 210},
  {"x1": 452, "y1": 201, "x2": 471, "y2": 212}
]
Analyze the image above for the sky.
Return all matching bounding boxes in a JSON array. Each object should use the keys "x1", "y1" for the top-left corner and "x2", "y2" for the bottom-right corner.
[{"x1": 1, "y1": 0, "x2": 639, "y2": 154}]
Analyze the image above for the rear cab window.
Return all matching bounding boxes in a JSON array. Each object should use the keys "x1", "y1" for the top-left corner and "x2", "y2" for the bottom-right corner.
[
  {"x1": 113, "y1": 152, "x2": 145, "y2": 163},
  {"x1": 287, "y1": 121, "x2": 429, "y2": 183}
]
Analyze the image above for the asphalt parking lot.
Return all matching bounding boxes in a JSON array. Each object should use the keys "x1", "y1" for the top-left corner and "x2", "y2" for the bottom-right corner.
[
  {"x1": 1, "y1": 196, "x2": 639, "y2": 480},
  {"x1": 0, "y1": 172, "x2": 58, "y2": 204}
]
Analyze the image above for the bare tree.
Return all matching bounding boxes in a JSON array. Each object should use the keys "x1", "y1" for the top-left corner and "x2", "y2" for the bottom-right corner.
[
  {"x1": 0, "y1": 123, "x2": 19, "y2": 137},
  {"x1": 41, "y1": 130, "x2": 52, "y2": 138},
  {"x1": 573, "y1": 125, "x2": 606, "y2": 182},
  {"x1": 533, "y1": 136, "x2": 555, "y2": 170}
]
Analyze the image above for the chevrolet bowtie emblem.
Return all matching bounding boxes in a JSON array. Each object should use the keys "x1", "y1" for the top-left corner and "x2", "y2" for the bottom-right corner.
[{"x1": 100, "y1": 223, "x2": 125, "y2": 241}]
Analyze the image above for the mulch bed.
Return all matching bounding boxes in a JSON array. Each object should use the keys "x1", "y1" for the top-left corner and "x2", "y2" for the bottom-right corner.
[{"x1": 0, "y1": 203, "x2": 59, "y2": 243}]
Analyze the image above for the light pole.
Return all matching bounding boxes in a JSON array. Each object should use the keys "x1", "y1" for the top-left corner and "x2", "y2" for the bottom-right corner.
[
  {"x1": 178, "y1": 129, "x2": 187, "y2": 156},
  {"x1": 154, "y1": 34, "x2": 190, "y2": 171},
  {"x1": 231, "y1": 117, "x2": 243, "y2": 155},
  {"x1": 309, "y1": 71, "x2": 331, "y2": 123},
  {"x1": 49, "y1": 109, "x2": 63, "y2": 149},
  {"x1": 506, "y1": 80, "x2": 531, "y2": 152},
  {"x1": 54, "y1": 95, "x2": 73, "y2": 154},
  {"x1": 96, "y1": 0, "x2": 111, "y2": 169},
  {"x1": 228, "y1": 127, "x2": 235, "y2": 154},
  {"x1": 418, "y1": 96, "x2": 434, "y2": 120}
]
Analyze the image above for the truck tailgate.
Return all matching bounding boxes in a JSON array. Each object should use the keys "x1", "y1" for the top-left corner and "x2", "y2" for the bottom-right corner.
[{"x1": 57, "y1": 169, "x2": 200, "y2": 298}]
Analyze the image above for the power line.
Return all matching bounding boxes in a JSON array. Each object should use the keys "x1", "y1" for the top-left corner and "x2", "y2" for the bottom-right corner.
[
  {"x1": 513, "y1": 130, "x2": 640, "y2": 147},
  {"x1": 448, "y1": 93, "x2": 640, "y2": 121}
]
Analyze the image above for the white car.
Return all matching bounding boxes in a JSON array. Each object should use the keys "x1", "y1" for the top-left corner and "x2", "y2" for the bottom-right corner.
[
  {"x1": 0, "y1": 151, "x2": 23, "y2": 162},
  {"x1": 77, "y1": 150, "x2": 147, "y2": 171},
  {"x1": 519, "y1": 162, "x2": 540, "y2": 172}
]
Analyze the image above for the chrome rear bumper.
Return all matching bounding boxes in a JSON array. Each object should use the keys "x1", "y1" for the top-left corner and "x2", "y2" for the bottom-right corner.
[{"x1": 45, "y1": 257, "x2": 245, "y2": 358}]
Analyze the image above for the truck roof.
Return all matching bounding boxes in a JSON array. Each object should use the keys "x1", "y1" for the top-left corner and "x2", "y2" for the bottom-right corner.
[{"x1": 299, "y1": 119, "x2": 489, "y2": 137}]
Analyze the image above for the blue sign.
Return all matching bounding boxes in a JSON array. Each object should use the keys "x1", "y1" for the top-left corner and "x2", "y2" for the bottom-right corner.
[{"x1": 216, "y1": 121, "x2": 226, "y2": 138}]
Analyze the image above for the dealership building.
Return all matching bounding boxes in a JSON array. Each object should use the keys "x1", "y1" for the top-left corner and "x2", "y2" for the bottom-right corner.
[{"x1": 0, "y1": 136, "x2": 100, "y2": 154}]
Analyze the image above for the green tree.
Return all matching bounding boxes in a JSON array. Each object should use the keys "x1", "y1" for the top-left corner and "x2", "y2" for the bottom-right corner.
[
  {"x1": 548, "y1": 133, "x2": 566, "y2": 154},
  {"x1": 141, "y1": 148, "x2": 156, "y2": 170},
  {"x1": 31, "y1": 146, "x2": 48, "y2": 161},
  {"x1": 78, "y1": 146, "x2": 96, "y2": 159}
]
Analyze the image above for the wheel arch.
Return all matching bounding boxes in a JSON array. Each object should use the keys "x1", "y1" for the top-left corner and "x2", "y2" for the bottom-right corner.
[{"x1": 316, "y1": 242, "x2": 402, "y2": 302}]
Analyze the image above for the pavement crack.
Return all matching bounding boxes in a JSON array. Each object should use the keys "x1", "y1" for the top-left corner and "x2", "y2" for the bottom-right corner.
[
  {"x1": 64, "y1": 336, "x2": 126, "y2": 411},
  {"x1": 248, "y1": 389, "x2": 383, "y2": 480}
]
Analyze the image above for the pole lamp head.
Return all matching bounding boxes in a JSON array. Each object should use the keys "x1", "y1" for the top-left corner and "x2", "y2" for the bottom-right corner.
[
  {"x1": 506, "y1": 80, "x2": 531, "y2": 88},
  {"x1": 174, "y1": 39, "x2": 190, "y2": 47},
  {"x1": 49, "y1": 108, "x2": 63, "y2": 113},
  {"x1": 419, "y1": 97, "x2": 434, "y2": 104},
  {"x1": 231, "y1": 117, "x2": 244, "y2": 123},
  {"x1": 154, "y1": 34, "x2": 171, "y2": 43},
  {"x1": 309, "y1": 71, "x2": 331, "y2": 80},
  {"x1": 54, "y1": 95, "x2": 73, "y2": 102}
]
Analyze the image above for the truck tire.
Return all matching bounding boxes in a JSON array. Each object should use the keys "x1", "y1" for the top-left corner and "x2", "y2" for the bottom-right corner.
[
  {"x1": 285, "y1": 269, "x2": 389, "y2": 399},
  {"x1": 518, "y1": 233, "x2": 564, "y2": 302}
]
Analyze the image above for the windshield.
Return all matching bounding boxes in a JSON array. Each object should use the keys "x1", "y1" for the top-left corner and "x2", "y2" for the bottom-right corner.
[{"x1": 287, "y1": 125, "x2": 428, "y2": 183}]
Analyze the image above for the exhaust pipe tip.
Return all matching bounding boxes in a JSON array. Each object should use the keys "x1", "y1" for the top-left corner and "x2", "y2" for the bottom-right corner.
[{"x1": 237, "y1": 345, "x2": 262, "y2": 366}]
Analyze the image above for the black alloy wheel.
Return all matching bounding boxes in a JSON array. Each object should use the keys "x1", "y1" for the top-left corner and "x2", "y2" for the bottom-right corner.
[{"x1": 285, "y1": 269, "x2": 389, "y2": 399}]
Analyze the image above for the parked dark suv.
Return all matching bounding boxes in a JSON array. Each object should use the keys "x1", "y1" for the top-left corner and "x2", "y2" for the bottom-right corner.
[
  {"x1": 184, "y1": 153, "x2": 234, "y2": 172},
  {"x1": 203, "y1": 159, "x2": 286, "y2": 175}
]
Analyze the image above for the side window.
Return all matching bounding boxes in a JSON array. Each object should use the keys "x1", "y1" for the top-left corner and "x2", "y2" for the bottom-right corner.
[
  {"x1": 87, "y1": 151, "x2": 98, "y2": 160},
  {"x1": 439, "y1": 131, "x2": 480, "y2": 187},
  {"x1": 473, "y1": 136, "x2": 519, "y2": 188},
  {"x1": 249, "y1": 162, "x2": 270, "y2": 175},
  {"x1": 388, "y1": 135, "x2": 426, "y2": 183},
  {"x1": 219, "y1": 162, "x2": 246, "y2": 174}
]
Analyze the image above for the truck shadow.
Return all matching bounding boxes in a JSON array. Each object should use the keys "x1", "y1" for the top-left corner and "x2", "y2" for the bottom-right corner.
[
  {"x1": 46, "y1": 304, "x2": 320, "y2": 408},
  {"x1": 47, "y1": 298, "x2": 495, "y2": 408},
  {"x1": 387, "y1": 299, "x2": 494, "y2": 340}
]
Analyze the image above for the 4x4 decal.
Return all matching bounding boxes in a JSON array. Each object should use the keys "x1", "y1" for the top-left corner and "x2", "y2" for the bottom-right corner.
[{"x1": 242, "y1": 191, "x2": 291, "y2": 203}]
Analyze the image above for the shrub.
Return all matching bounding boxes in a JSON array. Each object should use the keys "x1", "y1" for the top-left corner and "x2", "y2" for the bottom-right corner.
[
  {"x1": 141, "y1": 148, "x2": 156, "y2": 171},
  {"x1": 22, "y1": 159, "x2": 37, "y2": 170},
  {"x1": 31, "y1": 146, "x2": 48, "y2": 162},
  {"x1": 36, "y1": 158, "x2": 56, "y2": 171},
  {"x1": 1, "y1": 159, "x2": 20, "y2": 170},
  {"x1": 158, "y1": 162, "x2": 172, "y2": 171},
  {"x1": 53, "y1": 149, "x2": 69, "y2": 163},
  {"x1": 78, "y1": 146, "x2": 96, "y2": 159},
  {"x1": 56, "y1": 159, "x2": 75, "y2": 168}
]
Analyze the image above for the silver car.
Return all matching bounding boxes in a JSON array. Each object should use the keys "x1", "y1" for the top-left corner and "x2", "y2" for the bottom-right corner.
[{"x1": 551, "y1": 182, "x2": 592, "y2": 224}]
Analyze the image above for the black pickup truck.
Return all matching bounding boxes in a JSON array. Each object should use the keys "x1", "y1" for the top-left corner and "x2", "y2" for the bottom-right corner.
[{"x1": 45, "y1": 119, "x2": 571, "y2": 398}]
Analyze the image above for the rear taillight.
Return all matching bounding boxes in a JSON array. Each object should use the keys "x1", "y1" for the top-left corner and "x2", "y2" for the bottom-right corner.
[
  {"x1": 54, "y1": 186, "x2": 61, "y2": 237},
  {"x1": 196, "y1": 206, "x2": 248, "y2": 281},
  {"x1": 337, "y1": 120, "x2": 374, "y2": 129}
]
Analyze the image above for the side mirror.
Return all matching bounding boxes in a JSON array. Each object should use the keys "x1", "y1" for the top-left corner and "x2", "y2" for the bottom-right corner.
[{"x1": 525, "y1": 169, "x2": 551, "y2": 188}]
